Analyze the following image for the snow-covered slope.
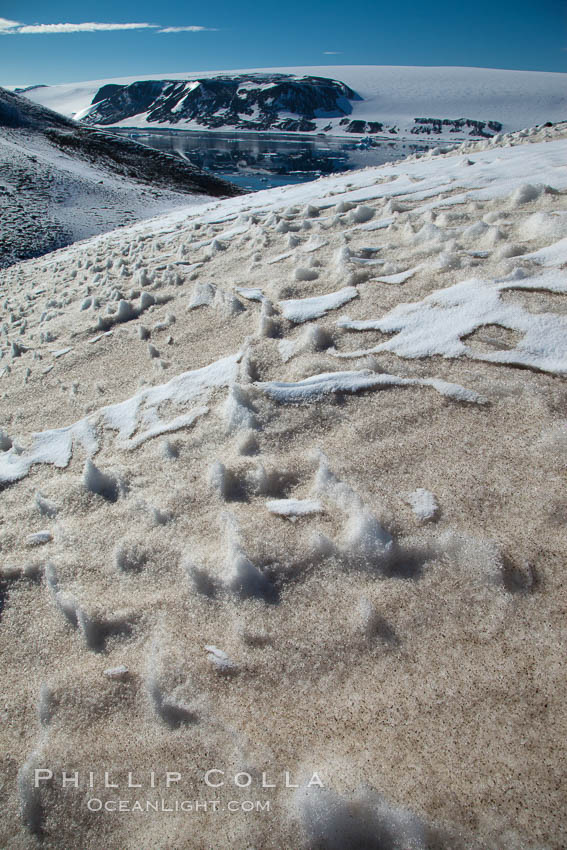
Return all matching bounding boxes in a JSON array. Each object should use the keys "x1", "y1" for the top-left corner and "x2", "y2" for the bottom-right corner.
[
  {"x1": 0, "y1": 87, "x2": 242, "y2": 268},
  {"x1": 24, "y1": 65, "x2": 567, "y2": 140},
  {"x1": 1, "y1": 122, "x2": 567, "y2": 850}
]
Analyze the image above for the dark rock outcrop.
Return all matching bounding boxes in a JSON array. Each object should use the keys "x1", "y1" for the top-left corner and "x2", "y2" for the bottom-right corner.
[
  {"x1": 80, "y1": 74, "x2": 360, "y2": 132},
  {"x1": 411, "y1": 117, "x2": 503, "y2": 137}
]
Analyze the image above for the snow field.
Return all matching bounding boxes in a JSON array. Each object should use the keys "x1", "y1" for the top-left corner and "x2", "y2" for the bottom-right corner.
[{"x1": 26, "y1": 65, "x2": 567, "y2": 141}]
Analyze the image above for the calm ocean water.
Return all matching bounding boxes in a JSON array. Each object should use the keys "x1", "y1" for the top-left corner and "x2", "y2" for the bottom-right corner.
[{"x1": 111, "y1": 128, "x2": 437, "y2": 191}]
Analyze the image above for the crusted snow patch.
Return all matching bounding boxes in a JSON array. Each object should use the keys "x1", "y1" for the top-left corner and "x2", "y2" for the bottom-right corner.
[
  {"x1": 279, "y1": 287, "x2": 358, "y2": 323},
  {"x1": 336, "y1": 269, "x2": 567, "y2": 374},
  {"x1": 51, "y1": 347, "x2": 72, "y2": 359},
  {"x1": 371, "y1": 265, "x2": 421, "y2": 285},
  {"x1": 266, "y1": 250, "x2": 293, "y2": 265},
  {"x1": 0, "y1": 354, "x2": 239, "y2": 485},
  {"x1": 26, "y1": 530, "x2": 53, "y2": 546},
  {"x1": 204, "y1": 645, "x2": 237, "y2": 674},
  {"x1": 266, "y1": 498, "x2": 323, "y2": 518},
  {"x1": 256, "y1": 369, "x2": 486, "y2": 404},
  {"x1": 104, "y1": 665, "x2": 129, "y2": 680},
  {"x1": 121, "y1": 406, "x2": 209, "y2": 450},
  {"x1": 235, "y1": 286, "x2": 264, "y2": 302},
  {"x1": 406, "y1": 488, "x2": 439, "y2": 522},
  {"x1": 0, "y1": 419, "x2": 97, "y2": 485}
]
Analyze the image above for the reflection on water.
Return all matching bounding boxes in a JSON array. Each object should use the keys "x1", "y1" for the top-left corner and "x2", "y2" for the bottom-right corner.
[{"x1": 111, "y1": 129, "x2": 439, "y2": 191}]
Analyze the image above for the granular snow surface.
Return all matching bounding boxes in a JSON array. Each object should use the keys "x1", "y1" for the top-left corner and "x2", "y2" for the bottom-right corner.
[{"x1": 1, "y1": 121, "x2": 567, "y2": 850}]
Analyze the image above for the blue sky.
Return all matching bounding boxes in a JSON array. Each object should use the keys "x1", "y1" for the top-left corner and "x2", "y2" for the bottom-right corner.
[{"x1": 0, "y1": 0, "x2": 565, "y2": 86}]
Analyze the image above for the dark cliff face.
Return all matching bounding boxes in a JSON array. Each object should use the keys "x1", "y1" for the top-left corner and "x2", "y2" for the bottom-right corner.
[{"x1": 82, "y1": 75, "x2": 361, "y2": 131}]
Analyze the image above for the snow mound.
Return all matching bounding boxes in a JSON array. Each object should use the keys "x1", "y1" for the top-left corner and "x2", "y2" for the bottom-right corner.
[{"x1": 406, "y1": 488, "x2": 440, "y2": 522}]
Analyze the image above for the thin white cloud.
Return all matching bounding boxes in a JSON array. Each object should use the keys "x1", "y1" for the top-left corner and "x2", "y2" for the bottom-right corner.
[
  {"x1": 0, "y1": 18, "x2": 219, "y2": 35},
  {"x1": 159, "y1": 26, "x2": 218, "y2": 33},
  {"x1": 6, "y1": 22, "x2": 157, "y2": 34},
  {"x1": 0, "y1": 17, "x2": 21, "y2": 30},
  {"x1": 323, "y1": 51, "x2": 343, "y2": 55}
]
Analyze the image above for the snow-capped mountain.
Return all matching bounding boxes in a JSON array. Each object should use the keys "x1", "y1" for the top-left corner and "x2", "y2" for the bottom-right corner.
[
  {"x1": 78, "y1": 74, "x2": 360, "y2": 134},
  {"x1": 0, "y1": 87, "x2": 241, "y2": 267},
  {"x1": 24, "y1": 65, "x2": 567, "y2": 140}
]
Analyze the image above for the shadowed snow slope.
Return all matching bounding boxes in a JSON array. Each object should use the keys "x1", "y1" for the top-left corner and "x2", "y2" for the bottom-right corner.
[
  {"x1": 0, "y1": 87, "x2": 243, "y2": 268},
  {"x1": 1, "y1": 121, "x2": 567, "y2": 850}
]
